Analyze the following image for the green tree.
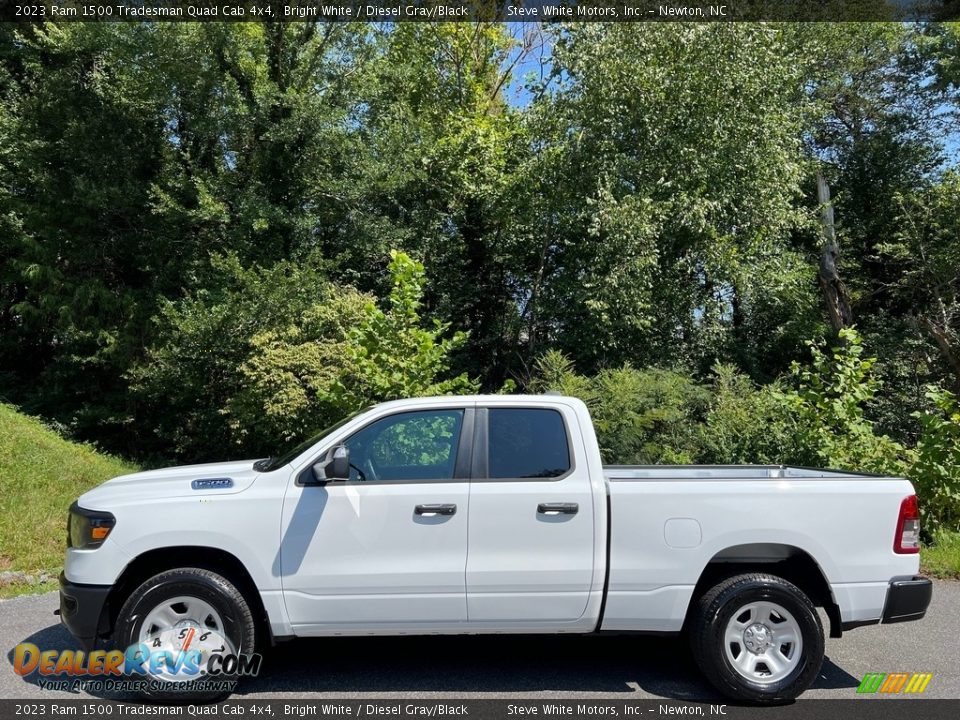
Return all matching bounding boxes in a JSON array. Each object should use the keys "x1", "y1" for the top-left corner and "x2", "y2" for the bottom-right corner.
[
  {"x1": 0, "y1": 21, "x2": 375, "y2": 454},
  {"x1": 128, "y1": 252, "x2": 349, "y2": 461},
  {"x1": 911, "y1": 386, "x2": 960, "y2": 534},
  {"x1": 702, "y1": 365, "x2": 798, "y2": 466},
  {"x1": 334, "y1": 23, "x2": 536, "y2": 387},
  {"x1": 531, "y1": 351, "x2": 708, "y2": 465},
  {"x1": 778, "y1": 327, "x2": 911, "y2": 473},
  {"x1": 520, "y1": 24, "x2": 819, "y2": 376},
  {"x1": 1, "y1": 24, "x2": 175, "y2": 451},
  {"x1": 3, "y1": 20, "x2": 960, "y2": 471},
  {"x1": 331, "y1": 250, "x2": 477, "y2": 410},
  {"x1": 882, "y1": 173, "x2": 960, "y2": 386},
  {"x1": 801, "y1": 24, "x2": 953, "y2": 440},
  {"x1": 133, "y1": 250, "x2": 474, "y2": 461}
]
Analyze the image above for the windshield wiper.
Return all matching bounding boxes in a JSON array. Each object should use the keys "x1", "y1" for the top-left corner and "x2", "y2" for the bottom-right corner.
[{"x1": 253, "y1": 458, "x2": 273, "y2": 472}]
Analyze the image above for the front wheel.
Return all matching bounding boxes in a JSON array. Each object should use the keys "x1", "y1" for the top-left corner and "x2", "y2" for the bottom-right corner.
[
  {"x1": 114, "y1": 568, "x2": 257, "y2": 701},
  {"x1": 690, "y1": 573, "x2": 824, "y2": 704}
]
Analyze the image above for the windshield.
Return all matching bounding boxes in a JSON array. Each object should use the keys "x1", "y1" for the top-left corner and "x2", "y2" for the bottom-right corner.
[{"x1": 254, "y1": 407, "x2": 372, "y2": 473}]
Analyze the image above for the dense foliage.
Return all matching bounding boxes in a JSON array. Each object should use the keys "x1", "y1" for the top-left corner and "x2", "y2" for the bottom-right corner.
[{"x1": 2, "y1": 21, "x2": 960, "y2": 531}]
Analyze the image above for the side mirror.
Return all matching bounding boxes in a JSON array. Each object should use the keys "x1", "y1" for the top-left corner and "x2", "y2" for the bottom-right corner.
[
  {"x1": 310, "y1": 445, "x2": 350, "y2": 484},
  {"x1": 328, "y1": 445, "x2": 350, "y2": 480}
]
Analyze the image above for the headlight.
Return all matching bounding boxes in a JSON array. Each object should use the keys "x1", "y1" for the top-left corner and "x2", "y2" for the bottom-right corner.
[{"x1": 67, "y1": 502, "x2": 116, "y2": 549}]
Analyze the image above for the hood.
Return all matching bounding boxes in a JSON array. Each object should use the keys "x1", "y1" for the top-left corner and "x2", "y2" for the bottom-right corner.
[{"x1": 77, "y1": 459, "x2": 262, "y2": 510}]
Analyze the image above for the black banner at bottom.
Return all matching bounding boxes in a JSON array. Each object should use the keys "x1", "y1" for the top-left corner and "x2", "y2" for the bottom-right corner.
[{"x1": 2, "y1": 700, "x2": 960, "y2": 720}]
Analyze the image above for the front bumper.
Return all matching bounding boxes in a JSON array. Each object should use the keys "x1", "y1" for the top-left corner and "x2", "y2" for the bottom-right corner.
[
  {"x1": 58, "y1": 572, "x2": 112, "y2": 650},
  {"x1": 881, "y1": 575, "x2": 932, "y2": 624}
]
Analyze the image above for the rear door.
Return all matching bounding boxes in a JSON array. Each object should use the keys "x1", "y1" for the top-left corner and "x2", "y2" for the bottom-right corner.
[{"x1": 465, "y1": 404, "x2": 596, "y2": 622}]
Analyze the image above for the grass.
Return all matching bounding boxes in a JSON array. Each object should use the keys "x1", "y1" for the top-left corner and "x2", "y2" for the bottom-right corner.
[
  {"x1": 0, "y1": 403, "x2": 137, "y2": 598},
  {"x1": 921, "y1": 530, "x2": 960, "y2": 579}
]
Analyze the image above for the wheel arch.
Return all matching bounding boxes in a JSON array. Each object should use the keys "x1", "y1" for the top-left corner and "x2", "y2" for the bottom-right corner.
[
  {"x1": 103, "y1": 545, "x2": 271, "y2": 647},
  {"x1": 686, "y1": 543, "x2": 843, "y2": 638}
]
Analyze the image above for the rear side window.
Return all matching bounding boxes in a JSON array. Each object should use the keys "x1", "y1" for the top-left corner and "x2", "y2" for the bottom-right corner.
[{"x1": 488, "y1": 408, "x2": 571, "y2": 479}]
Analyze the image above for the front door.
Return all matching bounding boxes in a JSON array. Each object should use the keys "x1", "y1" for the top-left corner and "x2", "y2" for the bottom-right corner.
[{"x1": 280, "y1": 408, "x2": 471, "y2": 633}]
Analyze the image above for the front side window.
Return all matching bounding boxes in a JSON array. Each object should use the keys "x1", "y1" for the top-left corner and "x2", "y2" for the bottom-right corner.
[
  {"x1": 343, "y1": 409, "x2": 464, "y2": 482},
  {"x1": 488, "y1": 408, "x2": 571, "y2": 479}
]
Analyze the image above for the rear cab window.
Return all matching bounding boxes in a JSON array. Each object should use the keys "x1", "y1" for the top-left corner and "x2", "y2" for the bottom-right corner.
[{"x1": 487, "y1": 408, "x2": 571, "y2": 479}]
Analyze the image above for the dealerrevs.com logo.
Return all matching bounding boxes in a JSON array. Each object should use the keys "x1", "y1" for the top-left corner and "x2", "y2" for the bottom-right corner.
[
  {"x1": 857, "y1": 672, "x2": 933, "y2": 695},
  {"x1": 13, "y1": 628, "x2": 262, "y2": 693}
]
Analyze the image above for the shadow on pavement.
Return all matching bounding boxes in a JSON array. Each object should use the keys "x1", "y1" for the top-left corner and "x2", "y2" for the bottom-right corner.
[
  {"x1": 238, "y1": 634, "x2": 719, "y2": 699},
  {"x1": 7, "y1": 624, "x2": 859, "y2": 701},
  {"x1": 812, "y1": 656, "x2": 860, "y2": 690}
]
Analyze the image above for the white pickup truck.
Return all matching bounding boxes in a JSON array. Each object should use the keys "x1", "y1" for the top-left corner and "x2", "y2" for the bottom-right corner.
[{"x1": 60, "y1": 394, "x2": 931, "y2": 703}]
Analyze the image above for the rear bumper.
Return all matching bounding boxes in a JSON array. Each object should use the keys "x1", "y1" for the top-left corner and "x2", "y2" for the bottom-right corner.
[
  {"x1": 58, "y1": 572, "x2": 112, "y2": 650},
  {"x1": 881, "y1": 575, "x2": 932, "y2": 624}
]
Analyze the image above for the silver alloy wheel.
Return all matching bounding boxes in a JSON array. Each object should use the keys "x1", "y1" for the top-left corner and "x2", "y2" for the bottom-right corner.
[
  {"x1": 136, "y1": 595, "x2": 230, "y2": 683},
  {"x1": 138, "y1": 595, "x2": 225, "y2": 643},
  {"x1": 723, "y1": 600, "x2": 803, "y2": 684}
]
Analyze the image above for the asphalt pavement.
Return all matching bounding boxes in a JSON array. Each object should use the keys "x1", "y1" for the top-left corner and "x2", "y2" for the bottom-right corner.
[{"x1": 2, "y1": 581, "x2": 958, "y2": 701}]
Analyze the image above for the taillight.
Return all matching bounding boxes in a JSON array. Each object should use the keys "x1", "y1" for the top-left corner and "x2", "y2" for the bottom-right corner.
[{"x1": 894, "y1": 494, "x2": 920, "y2": 554}]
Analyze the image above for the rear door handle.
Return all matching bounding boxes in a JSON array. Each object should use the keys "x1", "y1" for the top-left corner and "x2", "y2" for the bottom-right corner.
[
  {"x1": 537, "y1": 502, "x2": 579, "y2": 516},
  {"x1": 415, "y1": 503, "x2": 457, "y2": 516}
]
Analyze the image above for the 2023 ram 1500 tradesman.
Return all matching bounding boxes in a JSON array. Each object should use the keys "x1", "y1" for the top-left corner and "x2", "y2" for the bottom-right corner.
[{"x1": 60, "y1": 394, "x2": 932, "y2": 703}]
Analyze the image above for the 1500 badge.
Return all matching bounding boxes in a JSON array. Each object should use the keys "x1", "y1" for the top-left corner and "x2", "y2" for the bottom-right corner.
[{"x1": 191, "y1": 478, "x2": 233, "y2": 490}]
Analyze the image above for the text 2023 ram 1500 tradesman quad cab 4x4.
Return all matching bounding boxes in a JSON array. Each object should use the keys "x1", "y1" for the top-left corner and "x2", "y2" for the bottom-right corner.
[{"x1": 59, "y1": 395, "x2": 932, "y2": 703}]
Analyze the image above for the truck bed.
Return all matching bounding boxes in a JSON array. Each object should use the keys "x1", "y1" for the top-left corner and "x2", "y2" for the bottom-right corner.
[{"x1": 598, "y1": 463, "x2": 917, "y2": 633}]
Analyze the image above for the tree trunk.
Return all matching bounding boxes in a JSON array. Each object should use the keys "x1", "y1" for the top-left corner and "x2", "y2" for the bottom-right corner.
[
  {"x1": 921, "y1": 315, "x2": 960, "y2": 387},
  {"x1": 817, "y1": 173, "x2": 853, "y2": 333}
]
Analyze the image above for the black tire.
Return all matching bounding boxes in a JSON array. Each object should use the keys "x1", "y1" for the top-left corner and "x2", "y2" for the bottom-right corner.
[
  {"x1": 690, "y1": 573, "x2": 824, "y2": 704},
  {"x1": 114, "y1": 568, "x2": 257, "y2": 702}
]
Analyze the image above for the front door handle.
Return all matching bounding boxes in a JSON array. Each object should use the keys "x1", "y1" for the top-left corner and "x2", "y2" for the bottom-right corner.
[
  {"x1": 537, "y1": 502, "x2": 579, "y2": 516},
  {"x1": 415, "y1": 503, "x2": 457, "y2": 517}
]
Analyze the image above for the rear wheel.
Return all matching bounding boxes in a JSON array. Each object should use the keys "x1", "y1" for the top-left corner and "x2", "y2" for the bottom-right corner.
[
  {"x1": 114, "y1": 568, "x2": 257, "y2": 701},
  {"x1": 690, "y1": 573, "x2": 824, "y2": 704}
]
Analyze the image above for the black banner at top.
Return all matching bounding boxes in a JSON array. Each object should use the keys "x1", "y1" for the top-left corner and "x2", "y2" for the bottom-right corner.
[{"x1": 0, "y1": 0, "x2": 958, "y2": 22}]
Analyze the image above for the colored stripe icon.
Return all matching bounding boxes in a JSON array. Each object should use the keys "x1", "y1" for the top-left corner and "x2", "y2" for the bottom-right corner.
[
  {"x1": 857, "y1": 673, "x2": 885, "y2": 693},
  {"x1": 904, "y1": 673, "x2": 934, "y2": 694},
  {"x1": 880, "y1": 673, "x2": 910, "y2": 693},
  {"x1": 857, "y1": 672, "x2": 932, "y2": 694}
]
